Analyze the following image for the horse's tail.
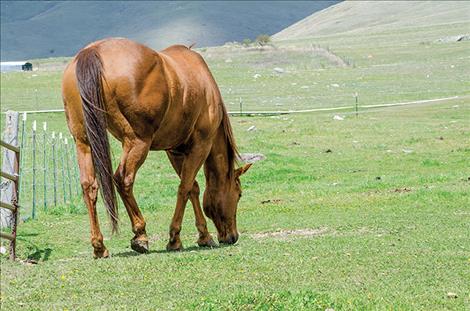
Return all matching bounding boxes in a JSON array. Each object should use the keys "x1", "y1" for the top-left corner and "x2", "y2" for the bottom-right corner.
[
  {"x1": 75, "y1": 47, "x2": 119, "y2": 233},
  {"x1": 220, "y1": 102, "x2": 240, "y2": 178}
]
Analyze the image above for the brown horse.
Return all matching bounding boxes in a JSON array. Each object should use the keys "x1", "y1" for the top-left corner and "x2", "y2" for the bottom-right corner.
[{"x1": 62, "y1": 38, "x2": 252, "y2": 258}]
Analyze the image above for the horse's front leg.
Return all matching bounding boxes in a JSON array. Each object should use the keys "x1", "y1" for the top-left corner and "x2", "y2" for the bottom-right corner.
[
  {"x1": 167, "y1": 143, "x2": 212, "y2": 251},
  {"x1": 76, "y1": 141, "x2": 109, "y2": 258},
  {"x1": 166, "y1": 151, "x2": 217, "y2": 248},
  {"x1": 114, "y1": 138, "x2": 151, "y2": 254}
]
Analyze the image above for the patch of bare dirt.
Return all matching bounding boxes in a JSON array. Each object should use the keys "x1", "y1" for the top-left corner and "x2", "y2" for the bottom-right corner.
[
  {"x1": 149, "y1": 234, "x2": 161, "y2": 243},
  {"x1": 261, "y1": 199, "x2": 284, "y2": 205},
  {"x1": 249, "y1": 226, "x2": 389, "y2": 241},
  {"x1": 250, "y1": 227, "x2": 329, "y2": 240},
  {"x1": 392, "y1": 188, "x2": 412, "y2": 193}
]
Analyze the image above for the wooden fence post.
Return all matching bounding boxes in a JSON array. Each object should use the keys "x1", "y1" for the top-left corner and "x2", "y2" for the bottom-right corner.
[
  {"x1": 0, "y1": 139, "x2": 20, "y2": 260},
  {"x1": 1, "y1": 111, "x2": 19, "y2": 228}
]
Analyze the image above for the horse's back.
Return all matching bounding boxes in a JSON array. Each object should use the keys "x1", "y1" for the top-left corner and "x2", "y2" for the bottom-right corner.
[
  {"x1": 63, "y1": 38, "x2": 222, "y2": 149},
  {"x1": 160, "y1": 45, "x2": 221, "y2": 98},
  {"x1": 159, "y1": 44, "x2": 224, "y2": 127}
]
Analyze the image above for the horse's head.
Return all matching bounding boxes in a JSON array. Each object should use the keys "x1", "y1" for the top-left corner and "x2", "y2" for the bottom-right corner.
[{"x1": 203, "y1": 163, "x2": 252, "y2": 244}]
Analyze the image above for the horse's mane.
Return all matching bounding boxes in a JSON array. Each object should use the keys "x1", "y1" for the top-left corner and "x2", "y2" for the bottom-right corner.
[{"x1": 220, "y1": 102, "x2": 239, "y2": 178}]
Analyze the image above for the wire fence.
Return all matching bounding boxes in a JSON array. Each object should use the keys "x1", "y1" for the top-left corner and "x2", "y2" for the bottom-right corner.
[{"x1": 16, "y1": 114, "x2": 82, "y2": 220}]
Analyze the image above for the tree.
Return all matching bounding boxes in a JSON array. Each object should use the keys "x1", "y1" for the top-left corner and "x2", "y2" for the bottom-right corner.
[{"x1": 242, "y1": 38, "x2": 252, "y2": 47}]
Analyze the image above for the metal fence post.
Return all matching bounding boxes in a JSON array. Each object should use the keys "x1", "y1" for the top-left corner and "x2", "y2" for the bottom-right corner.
[
  {"x1": 355, "y1": 92, "x2": 359, "y2": 118},
  {"x1": 52, "y1": 132, "x2": 58, "y2": 207},
  {"x1": 31, "y1": 120, "x2": 37, "y2": 219},
  {"x1": 18, "y1": 113, "x2": 26, "y2": 197},
  {"x1": 64, "y1": 138, "x2": 72, "y2": 202},
  {"x1": 42, "y1": 122, "x2": 47, "y2": 211},
  {"x1": 69, "y1": 139, "x2": 80, "y2": 197},
  {"x1": 59, "y1": 133, "x2": 67, "y2": 204}
]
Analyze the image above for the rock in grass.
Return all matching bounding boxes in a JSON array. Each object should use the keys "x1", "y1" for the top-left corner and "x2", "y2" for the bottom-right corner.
[
  {"x1": 333, "y1": 115, "x2": 344, "y2": 121},
  {"x1": 436, "y1": 35, "x2": 470, "y2": 43},
  {"x1": 447, "y1": 292, "x2": 458, "y2": 299},
  {"x1": 247, "y1": 125, "x2": 257, "y2": 132},
  {"x1": 273, "y1": 67, "x2": 284, "y2": 73},
  {"x1": 239, "y1": 153, "x2": 265, "y2": 163}
]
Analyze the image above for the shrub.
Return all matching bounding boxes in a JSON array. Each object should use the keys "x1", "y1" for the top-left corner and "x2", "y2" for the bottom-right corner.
[
  {"x1": 242, "y1": 38, "x2": 252, "y2": 47},
  {"x1": 255, "y1": 34, "x2": 271, "y2": 46}
]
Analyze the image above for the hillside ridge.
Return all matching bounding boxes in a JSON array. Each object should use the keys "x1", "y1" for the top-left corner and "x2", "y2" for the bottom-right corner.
[{"x1": 273, "y1": 1, "x2": 470, "y2": 40}]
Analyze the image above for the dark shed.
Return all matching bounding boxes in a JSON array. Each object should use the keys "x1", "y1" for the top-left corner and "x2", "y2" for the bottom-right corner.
[{"x1": 22, "y1": 62, "x2": 33, "y2": 71}]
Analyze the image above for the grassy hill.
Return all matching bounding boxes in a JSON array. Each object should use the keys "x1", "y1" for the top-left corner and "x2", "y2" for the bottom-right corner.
[
  {"x1": 0, "y1": 1, "x2": 338, "y2": 61},
  {"x1": 273, "y1": 1, "x2": 470, "y2": 40}
]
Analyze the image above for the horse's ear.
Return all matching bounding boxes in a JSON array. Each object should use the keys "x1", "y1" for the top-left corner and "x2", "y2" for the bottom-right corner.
[{"x1": 235, "y1": 163, "x2": 253, "y2": 177}]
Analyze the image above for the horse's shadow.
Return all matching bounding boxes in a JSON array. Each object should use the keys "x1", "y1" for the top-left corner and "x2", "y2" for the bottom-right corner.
[
  {"x1": 27, "y1": 247, "x2": 53, "y2": 262},
  {"x1": 15, "y1": 234, "x2": 53, "y2": 262},
  {"x1": 113, "y1": 244, "x2": 233, "y2": 258}
]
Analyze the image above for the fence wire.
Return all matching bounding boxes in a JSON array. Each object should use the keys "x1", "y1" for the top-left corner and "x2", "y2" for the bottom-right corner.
[{"x1": 18, "y1": 119, "x2": 82, "y2": 220}]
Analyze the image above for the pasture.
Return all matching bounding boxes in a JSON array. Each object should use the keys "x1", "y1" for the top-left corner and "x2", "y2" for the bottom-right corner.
[{"x1": 1, "y1": 21, "x2": 469, "y2": 310}]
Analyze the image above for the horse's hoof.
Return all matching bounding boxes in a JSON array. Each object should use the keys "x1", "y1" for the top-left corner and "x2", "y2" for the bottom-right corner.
[
  {"x1": 198, "y1": 236, "x2": 218, "y2": 248},
  {"x1": 93, "y1": 248, "x2": 109, "y2": 259},
  {"x1": 166, "y1": 241, "x2": 183, "y2": 252},
  {"x1": 131, "y1": 238, "x2": 149, "y2": 254}
]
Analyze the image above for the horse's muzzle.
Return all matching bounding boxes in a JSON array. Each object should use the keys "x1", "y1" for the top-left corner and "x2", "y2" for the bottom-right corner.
[{"x1": 219, "y1": 232, "x2": 239, "y2": 245}]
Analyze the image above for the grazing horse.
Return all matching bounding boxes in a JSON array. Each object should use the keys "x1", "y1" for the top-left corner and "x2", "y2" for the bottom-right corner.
[{"x1": 62, "y1": 38, "x2": 252, "y2": 258}]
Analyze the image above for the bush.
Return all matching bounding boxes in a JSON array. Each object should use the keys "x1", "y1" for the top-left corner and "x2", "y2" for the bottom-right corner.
[
  {"x1": 255, "y1": 34, "x2": 271, "y2": 46},
  {"x1": 242, "y1": 38, "x2": 252, "y2": 47}
]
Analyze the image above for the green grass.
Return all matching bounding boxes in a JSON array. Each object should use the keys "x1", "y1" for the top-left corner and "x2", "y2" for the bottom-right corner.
[
  {"x1": 1, "y1": 21, "x2": 470, "y2": 310},
  {"x1": 1, "y1": 101, "x2": 469, "y2": 310}
]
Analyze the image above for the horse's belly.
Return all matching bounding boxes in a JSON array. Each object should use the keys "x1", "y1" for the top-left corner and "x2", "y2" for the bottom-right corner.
[{"x1": 149, "y1": 120, "x2": 193, "y2": 151}]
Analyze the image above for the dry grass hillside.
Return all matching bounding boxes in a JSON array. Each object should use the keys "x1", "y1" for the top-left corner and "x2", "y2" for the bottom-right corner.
[{"x1": 273, "y1": 1, "x2": 470, "y2": 40}]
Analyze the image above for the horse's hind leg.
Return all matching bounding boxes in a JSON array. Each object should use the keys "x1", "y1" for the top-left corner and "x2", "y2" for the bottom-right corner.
[
  {"x1": 76, "y1": 140, "x2": 109, "y2": 258},
  {"x1": 166, "y1": 151, "x2": 217, "y2": 248},
  {"x1": 114, "y1": 138, "x2": 151, "y2": 253}
]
